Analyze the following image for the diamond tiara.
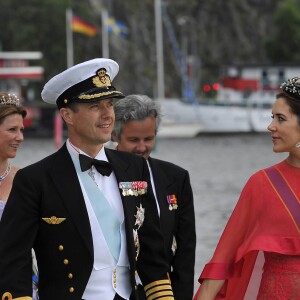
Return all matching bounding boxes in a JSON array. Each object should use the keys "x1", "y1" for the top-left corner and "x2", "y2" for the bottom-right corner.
[
  {"x1": 0, "y1": 93, "x2": 20, "y2": 106},
  {"x1": 280, "y1": 77, "x2": 300, "y2": 99}
]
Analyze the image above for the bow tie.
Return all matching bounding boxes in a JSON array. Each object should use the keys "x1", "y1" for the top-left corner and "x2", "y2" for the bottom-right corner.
[{"x1": 79, "y1": 154, "x2": 112, "y2": 177}]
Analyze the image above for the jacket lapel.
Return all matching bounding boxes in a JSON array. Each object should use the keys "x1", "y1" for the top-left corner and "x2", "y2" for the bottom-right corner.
[
  {"x1": 148, "y1": 157, "x2": 171, "y2": 210},
  {"x1": 49, "y1": 144, "x2": 93, "y2": 257},
  {"x1": 105, "y1": 148, "x2": 130, "y2": 178},
  {"x1": 148, "y1": 157, "x2": 175, "y2": 231}
]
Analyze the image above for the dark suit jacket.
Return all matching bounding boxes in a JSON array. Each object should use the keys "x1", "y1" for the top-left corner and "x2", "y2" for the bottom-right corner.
[
  {"x1": 148, "y1": 157, "x2": 196, "y2": 300},
  {"x1": 0, "y1": 145, "x2": 171, "y2": 300}
]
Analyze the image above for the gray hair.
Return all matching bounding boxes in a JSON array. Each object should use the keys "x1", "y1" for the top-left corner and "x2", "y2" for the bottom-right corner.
[{"x1": 113, "y1": 94, "x2": 162, "y2": 138}]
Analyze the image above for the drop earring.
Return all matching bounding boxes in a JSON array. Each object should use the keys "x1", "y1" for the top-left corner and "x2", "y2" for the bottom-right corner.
[{"x1": 296, "y1": 142, "x2": 300, "y2": 148}]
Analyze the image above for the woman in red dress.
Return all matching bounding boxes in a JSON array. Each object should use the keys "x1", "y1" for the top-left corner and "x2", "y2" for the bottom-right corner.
[{"x1": 194, "y1": 78, "x2": 300, "y2": 300}]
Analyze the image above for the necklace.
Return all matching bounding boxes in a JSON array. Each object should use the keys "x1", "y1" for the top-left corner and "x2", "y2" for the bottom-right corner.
[{"x1": 0, "y1": 163, "x2": 11, "y2": 185}]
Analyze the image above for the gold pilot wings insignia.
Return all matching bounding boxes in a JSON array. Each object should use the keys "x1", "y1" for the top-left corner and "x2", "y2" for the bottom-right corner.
[{"x1": 42, "y1": 216, "x2": 66, "y2": 225}]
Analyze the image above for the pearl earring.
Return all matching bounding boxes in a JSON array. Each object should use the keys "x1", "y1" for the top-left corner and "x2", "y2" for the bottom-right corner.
[{"x1": 296, "y1": 142, "x2": 300, "y2": 148}]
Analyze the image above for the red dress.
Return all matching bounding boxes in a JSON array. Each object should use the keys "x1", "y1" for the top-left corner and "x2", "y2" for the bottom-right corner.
[
  {"x1": 194, "y1": 160, "x2": 300, "y2": 299},
  {"x1": 257, "y1": 252, "x2": 300, "y2": 299}
]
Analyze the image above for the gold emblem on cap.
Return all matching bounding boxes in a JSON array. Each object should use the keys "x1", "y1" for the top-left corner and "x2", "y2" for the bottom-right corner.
[{"x1": 92, "y1": 68, "x2": 112, "y2": 88}]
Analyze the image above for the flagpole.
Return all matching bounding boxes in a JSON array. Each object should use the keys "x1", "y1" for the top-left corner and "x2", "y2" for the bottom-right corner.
[
  {"x1": 101, "y1": 9, "x2": 109, "y2": 58},
  {"x1": 55, "y1": 7, "x2": 73, "y2": 148},
  {"x1": 66, "y1": 8, "x2": 74, "y2": 68},
  {"x1": 155, "y1": 0, "x2": 165, "y2": 99}
]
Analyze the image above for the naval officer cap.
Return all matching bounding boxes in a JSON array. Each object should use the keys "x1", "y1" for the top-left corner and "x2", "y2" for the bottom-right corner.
[{"x1": 41, "y1": 58, "x2": 125, "y2": 109}]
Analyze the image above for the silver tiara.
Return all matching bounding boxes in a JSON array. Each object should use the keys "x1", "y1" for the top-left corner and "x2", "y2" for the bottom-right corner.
[
  {"x1": 0, "y1": 94, "x2": 20, "y2": 106},
  {"x1": 280, "y1": 77, "x2": 300, "y2": 99}
]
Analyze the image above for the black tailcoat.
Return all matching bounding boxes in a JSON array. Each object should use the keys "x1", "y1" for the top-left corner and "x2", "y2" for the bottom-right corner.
[
  {"x1": 148, "y1": 157, "x2": 196, "y2": 300},
  {"x1": 0, "y1": 145, "x2": 171, "y2": 300}
]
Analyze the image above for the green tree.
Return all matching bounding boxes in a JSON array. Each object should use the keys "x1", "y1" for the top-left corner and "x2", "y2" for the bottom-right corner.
[
  {"x1": 0, "y1": 0, "x2": 101, "y2": 88},
  {"x1": 265, "y1": 0, "x2": 300, "y2": 63},
  {"x1": 0, "y1": 0, "x2": 287, "y2": 100}
]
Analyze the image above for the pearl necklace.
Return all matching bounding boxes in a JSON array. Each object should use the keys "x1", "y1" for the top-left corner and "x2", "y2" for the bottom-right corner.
[{"x1": 0, "y1": 163, "x2": 11, "y2": 185}]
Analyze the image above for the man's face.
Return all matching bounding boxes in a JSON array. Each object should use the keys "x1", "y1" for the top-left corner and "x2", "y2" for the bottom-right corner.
[
  {"x1": 116, "y1": 116, "x2": 156, "y2": 159},
  {"x1": 62, "y1": 99, "x2": 115, "y2": 152}
]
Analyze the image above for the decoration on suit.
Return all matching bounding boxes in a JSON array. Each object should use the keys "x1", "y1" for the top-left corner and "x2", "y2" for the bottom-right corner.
[
  {"x1": 166, "y1": 194, "x2": 178, "y2": 211},
  {"x1": 133, "y1": 204, "x2": 145, "y2": 260},
  {"x1": 134, "y1": 204, "x2": 145, "y2": 229},
  {"x1": 119, "y1": 181, "x2": 147, "y2": 196},
  {"x1": 42, "y1": 216, "x2": 66, "y2": 225}
]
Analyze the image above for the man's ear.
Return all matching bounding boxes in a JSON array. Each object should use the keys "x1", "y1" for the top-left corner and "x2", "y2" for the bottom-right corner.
[
  {"x1": 111, "y1": 132, "x2": 119, "y2": 142},
  {"x1": 59, "y1": 108, "x2": 73, "y2": 125},
  {"x1": 111, "y1": 132, "x2": 116, "y2": 142}
]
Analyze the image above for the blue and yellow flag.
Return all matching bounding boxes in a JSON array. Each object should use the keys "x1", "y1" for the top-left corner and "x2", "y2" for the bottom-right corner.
[{"x1": 106, "y1": 15, "x2": 129, "y2": 37}]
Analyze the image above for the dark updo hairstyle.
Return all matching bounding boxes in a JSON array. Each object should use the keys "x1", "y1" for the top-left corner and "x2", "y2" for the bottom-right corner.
[
  {"x1": 0, "y1": 92, "x2": 27, "y2": 125},
  {"x1": 279, "y1": 77, "x2": 300, "y2": 126}
]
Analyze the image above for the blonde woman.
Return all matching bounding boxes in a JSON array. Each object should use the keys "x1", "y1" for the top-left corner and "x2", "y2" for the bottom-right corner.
[
  {"x1": 0, "y1": 93, "x2": 38, "y2": 300},
  {"x1": 0, "y1": 92, "x2": 26, "y2": 216}
]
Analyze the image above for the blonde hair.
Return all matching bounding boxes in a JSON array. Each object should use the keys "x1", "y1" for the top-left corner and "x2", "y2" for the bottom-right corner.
[{"x1": 0, "y1": 93, "x2": 27, "y2": 125}]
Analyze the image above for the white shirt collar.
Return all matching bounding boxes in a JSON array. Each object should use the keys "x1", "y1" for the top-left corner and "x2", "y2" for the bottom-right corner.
[{"x1": 66, "y1": 139, "x2": 108, "y2": 162}]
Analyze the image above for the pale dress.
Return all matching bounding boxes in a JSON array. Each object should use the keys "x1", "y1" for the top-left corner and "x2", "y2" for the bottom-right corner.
[{"x1": 0, "y1": 200, "x2": 39, "y2": 300}]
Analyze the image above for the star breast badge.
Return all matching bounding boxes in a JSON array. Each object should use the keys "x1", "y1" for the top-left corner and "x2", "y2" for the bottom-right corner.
[
  {"x1": 134, "y1": 204, "x2": 145, "y2": 229},
  {"x1": 133, "y1": 203, "x2": 145, "y2": 260}
]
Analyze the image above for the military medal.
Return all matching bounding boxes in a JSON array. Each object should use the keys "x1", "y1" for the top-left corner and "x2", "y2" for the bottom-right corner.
[
  {"x1": 167, "y1": 194, "x2": 178, "y2": 210},
  {"x1": 119, "y1": 181, "x2": 131, "y2": 196},
  {"x1": 119, "y1": 181, "x2": 148, "y2": 196}
]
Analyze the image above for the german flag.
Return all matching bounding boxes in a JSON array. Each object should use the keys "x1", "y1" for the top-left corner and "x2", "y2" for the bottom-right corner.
[{"x1": 71, "y1": 16, "x2": 97, "y2": 37}]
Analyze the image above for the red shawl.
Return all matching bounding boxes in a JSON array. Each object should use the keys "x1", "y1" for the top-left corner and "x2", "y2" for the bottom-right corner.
[{"x1": 194, "y1": 160, "x2": 300, "y2": 299}]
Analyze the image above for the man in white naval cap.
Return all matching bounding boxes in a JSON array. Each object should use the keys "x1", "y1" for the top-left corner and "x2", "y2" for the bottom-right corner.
[{"x1": 0, "y1": 58, "x2": 174, "y2": 300}]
